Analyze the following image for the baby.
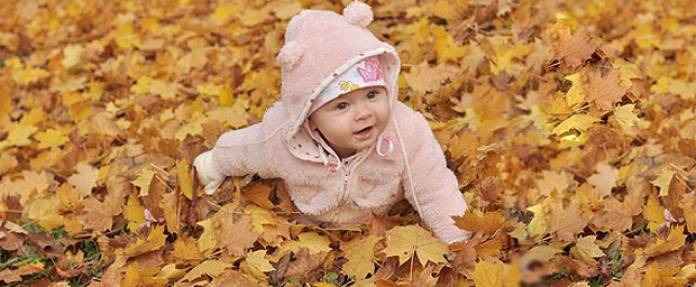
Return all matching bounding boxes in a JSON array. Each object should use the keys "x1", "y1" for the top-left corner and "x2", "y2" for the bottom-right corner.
[{"x1": 193, "y1": 1, "x2": 471, "y2": 244}]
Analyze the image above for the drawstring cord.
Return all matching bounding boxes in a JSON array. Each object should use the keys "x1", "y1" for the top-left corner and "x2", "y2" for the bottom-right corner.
[{"x1": 391, "y1": 117, "x2": 423, "y2": 217}]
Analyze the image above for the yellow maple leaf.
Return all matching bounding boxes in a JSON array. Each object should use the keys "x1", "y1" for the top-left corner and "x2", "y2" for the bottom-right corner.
[
  {"x1": 342, "y1": 236, "x2": 381, "y2": 280},
  {"x1": 12, "y1": 67, "x2": 50, "y2": 86},
  {"x1": 61, "y1": 44, "x2": 83, "y2": 69},
  {"x1": 245, "y1": 204, "x2": 277, "y2": 234},
  {"x1": 196, "y1": 218, "x2": 217, "y2": 253},
  {"x1": 526, "y1": 203, "x2": 548, "y2": 238},
  {"x1": 26, "y1": 195, "x2": 63, "y2": 230},
  {"x1": 172, "y1": 236, "x2": 204, "y2": 263},
  {"x1": 123, "y1": 195, "x2": 145, "y2": 231},
  {"x1": 564, "y1": 73, "x2": 585, "y2": 108},
  {"x1": 651, "y1": 167, "x2": 675, "y2": 197},
  {"x1": 0, "y1": 124, "x2": 38, "y2": 150},
  {"x1": 156, "y1": 264, "x2": 186, "y2": 281},
  {"x1": 470, "y1": 260, "x2": 519, "y2": 287},
  {"x1": 575, "y1": 236, "x2": 604, "y2": 264},
  {"x1": 244, "y1": 250, "x2": 275, "y2": 278},
  {"x1": 650, "y1": 76, "x2": 671, "y2": 94},
  {"x1": 431, "y1": 25, "x2": 467, "y2": 63},
  {"x1": 206, "y1": 105, "x2": 249, "y2": 129},
  {"x1": 131, "y1": 167, "x2": 155, "y2": 197},
  {"x1": 210, "y1": 3, "x2": 239, "y2": 24},
  {"x1": 268, "y1": 230, "x2": 328, "y2": 263},
  {"x1": 613, "y1": 104, "x2": 649, "y2": 133},
  {"x1": 123, "y1": 225, "x2": 166, "y2": 258},
  {"x1": 177, "y1": 260, "x2": 229, "y2": 284},
  {"x1": 149, "y1": 79, "x2": 179, "y2": 100},
  {"x1": 115, "y1": 22, "x2": 140, "y2": 49},
  {"x1": 643, "y1": 225, "x2": 686, "y2": 258},
  {"x1": 175, "y1": 159, "x2": 193, "y2": 200},
  {"x1": 551, "y1": 114, "x2": 599, "y2": 136},
  {"x1": 382, "y1": 225, "x2": 448, "y2": 266},
  {"x1": 488, "y1": 36, "x2": 533, "y2": 75},
  {"x1": 33, "y1": 128, "x2": 69, "y2": 149},
  {"x1": 174, "y1": 119, "x2": 204, "y2": 141},
  {"x1": 644, "y1": 194, "x2": 665, "y2": 231},
  {"x1": 131, "y1": 76, "x2": 153, "y2": 94},
  {"x1": 668, "y1": 79, "x2": 696, "y2": 100},
  {"x1": 613, "y1": 59, "x2": 641, "y2": 87},
  {"x1": 271, "y1": 1, "x2": 302, "y2": 20}
]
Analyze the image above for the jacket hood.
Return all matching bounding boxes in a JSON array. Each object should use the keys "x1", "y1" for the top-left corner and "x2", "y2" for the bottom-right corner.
[{"x1": 276, "y1": 1, "x2": 401, "y2": 167}]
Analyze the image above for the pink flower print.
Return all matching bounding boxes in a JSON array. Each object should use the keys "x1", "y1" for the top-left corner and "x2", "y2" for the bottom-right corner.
[{"x1": 357, "y1": 57, "x2": 384, "y2": 82}]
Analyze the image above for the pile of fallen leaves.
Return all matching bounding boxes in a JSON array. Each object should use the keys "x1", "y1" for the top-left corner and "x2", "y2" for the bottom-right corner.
[{"x1": 1, "y1": 0, "x2": 696, "y2": 286}]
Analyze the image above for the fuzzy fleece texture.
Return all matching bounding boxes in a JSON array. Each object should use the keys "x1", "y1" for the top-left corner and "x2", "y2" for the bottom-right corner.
[{"x1": 208, "y1": 1, "x2": 471, "y2": 243}]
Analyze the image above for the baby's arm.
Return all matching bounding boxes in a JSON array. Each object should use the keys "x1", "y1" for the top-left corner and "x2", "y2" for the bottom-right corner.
[
  {"x1": 400, "y1": 112, "x2": 472, "y2": 244},
  {"x1": 194, "y1": 103, "x2": 285, "y2": 194}
]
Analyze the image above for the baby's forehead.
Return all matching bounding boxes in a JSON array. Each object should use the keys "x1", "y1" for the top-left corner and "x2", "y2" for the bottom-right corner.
[{"x1": 329, "y1": 86, "x2": 386, "y2": 100}]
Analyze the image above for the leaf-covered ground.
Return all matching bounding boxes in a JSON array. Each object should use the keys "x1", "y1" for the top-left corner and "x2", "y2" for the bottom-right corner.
[{"x1": 1, "y1": 0, "x2": 696, "y2": 286}]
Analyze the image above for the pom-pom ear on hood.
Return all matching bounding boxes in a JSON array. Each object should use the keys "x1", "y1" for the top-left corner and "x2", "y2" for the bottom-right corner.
[
  {"x1": 342, "y1": 0, "x2": 374, "y2": 27},
  {"x1": 276, "y1": 41, "x2": 305, "y2": 70}
]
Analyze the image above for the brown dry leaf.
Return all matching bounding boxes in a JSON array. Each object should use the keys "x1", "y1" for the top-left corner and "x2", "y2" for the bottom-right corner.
[
  {"x1": 79, "y1": 195, "x2": 122, "y2": 232},
  {"x1": 123, "y1": 225, "x2": 166, "y2": 258},
  {"x1": 547, "y1": 200, "x2": 588, "y2": 242},
  {"x1": 585, "y1": 68, "x2": 627, "y2": 111},
  {"x1": 547, "y1": 25, "x2": 597, "y2": 69},
  {"x1": 453, "y1": 211, "x2": 505, "y2": 235},
  {"x1": 215, "y1": 212, "x2": 257, "y2": 257},
  {"x1": 643, "y1": 225, "x2": 686, "y2": 258},
  {"x1": 67, "y1": 162, "x2": 99, "y2": 197},
  {"x1": 679, "y1": 192, "x2": 696, "y2": 233},
  {"x1": 0, "y1": 263, "x2": 45, "y2": 284},
  {"x1": 284, "y1": 248, "x2": 328, "y2": 279},
  {"x1": 591, "y1": 194, "x2": 643, "y2": 232}
]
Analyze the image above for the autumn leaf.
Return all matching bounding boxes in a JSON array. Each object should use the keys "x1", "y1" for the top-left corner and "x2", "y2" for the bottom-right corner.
[
  {"x1": 469, "y1": 260, "x2": 519, "y2": 287},
  {"x1": 131, "y1": 167, "x2": 155, "y2": 197},
  {"x1": 453, "y1": 211, "x2": 505, "y2": 235},
  {"x1": 123, "y1": 225, "x2": 166, "y2": 258},
  {"x1": 215, "y1": 212, "x2": 257, "y2": 257},
  {"x1": 177, "y1": 260, "x2": 230, "y2": 285},
  {"x1": 342, "y1": 235, "x2": 381, "y2": 280},
  {"x1": 25, "y1": 195, "x2": 63, "y2": 230},
  {"x1": 381, "y1": 225, "x2": 448, "y2": 266},
  {"x1": 79, "y1": 196, "x2": 122, "y2": 232},
  {"x1": 643, "y1": 225, "x2": 686, "y2": 258},
  {"x1": 67, "y1": 162, "x2": 98, "y2": 197}
]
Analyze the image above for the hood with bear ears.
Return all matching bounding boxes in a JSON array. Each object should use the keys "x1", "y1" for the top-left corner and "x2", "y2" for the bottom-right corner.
[{"x1": 276, "y1": 1, "x2": 401, "y2": 168}]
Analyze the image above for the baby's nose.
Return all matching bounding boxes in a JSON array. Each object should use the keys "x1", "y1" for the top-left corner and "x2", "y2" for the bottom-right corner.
[{"x1": 355, "y1": 104, "x2": 372, "y2": 119}]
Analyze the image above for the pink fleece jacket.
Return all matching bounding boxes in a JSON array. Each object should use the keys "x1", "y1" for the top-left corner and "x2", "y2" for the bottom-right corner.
[{"x1": 209, "y1": 1, "x2": 470, "y2": 243}]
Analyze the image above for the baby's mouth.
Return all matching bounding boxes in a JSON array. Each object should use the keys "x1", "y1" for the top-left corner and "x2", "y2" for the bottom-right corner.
[
  {"x1": 354, "y1": 126, "x2": 373, "y2": 134},
  {"x1": 354, "y1": 126, "x2": 374, "y2": 140}
]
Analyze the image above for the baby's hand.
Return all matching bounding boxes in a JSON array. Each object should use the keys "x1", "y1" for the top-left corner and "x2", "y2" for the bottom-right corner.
[{"x1": 192, "y1": 150, "x2": 225, "y2": 195}]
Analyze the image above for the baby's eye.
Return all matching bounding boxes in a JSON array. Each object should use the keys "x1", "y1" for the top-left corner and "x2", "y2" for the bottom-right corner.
[
  {"x1": 336, "y1": 102, "x2": 348, "y2": 110},
  {"x1": 366, "y1": 91, "x2": 378, "y2": 99}
]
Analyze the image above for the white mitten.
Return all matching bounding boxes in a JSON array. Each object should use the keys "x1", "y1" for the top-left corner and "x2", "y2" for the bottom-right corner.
[{"x1": 192, "y1": 150, "x2": 225, "y2": 195}]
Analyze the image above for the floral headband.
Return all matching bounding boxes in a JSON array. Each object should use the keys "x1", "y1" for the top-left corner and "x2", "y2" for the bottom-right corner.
[{"x1": 309, "y1": 56, "x2": 386, "y2": 114}]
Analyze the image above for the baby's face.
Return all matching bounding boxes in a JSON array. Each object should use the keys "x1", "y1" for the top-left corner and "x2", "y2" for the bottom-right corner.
[{"x1": 308, "y1": 86, "x2": 390, "y2": 158}]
